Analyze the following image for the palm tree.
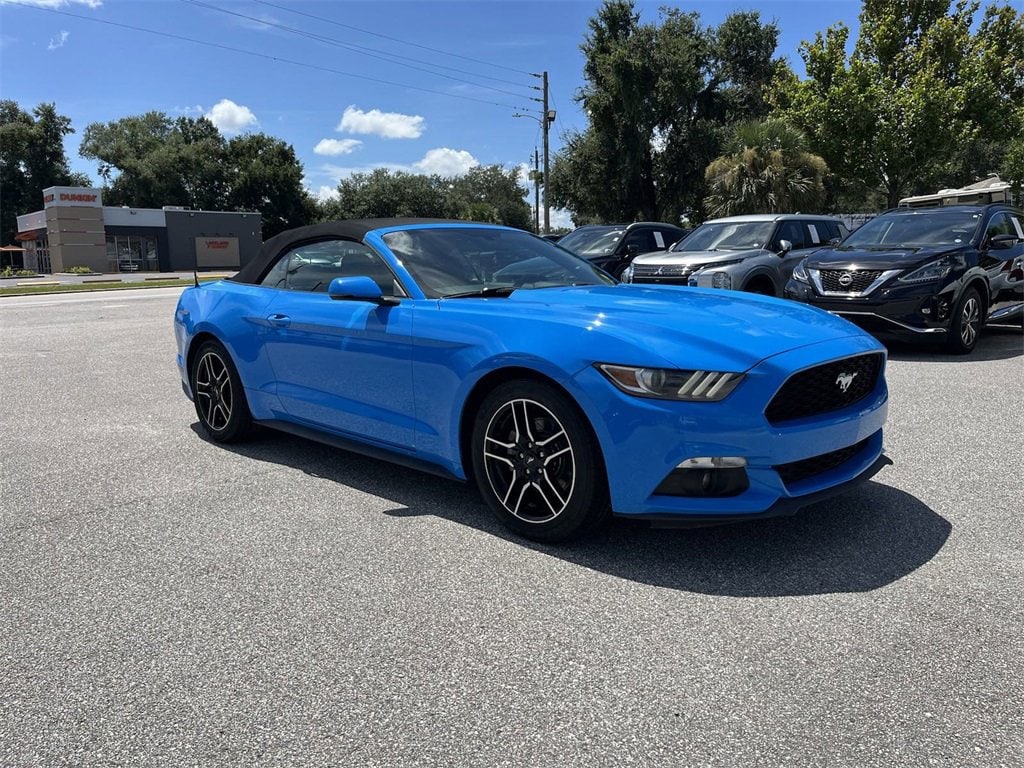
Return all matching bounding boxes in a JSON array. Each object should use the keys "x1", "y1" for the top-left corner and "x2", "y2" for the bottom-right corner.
[{"x1": 704, "y1": 119, "x2": 828, "y2": 217}]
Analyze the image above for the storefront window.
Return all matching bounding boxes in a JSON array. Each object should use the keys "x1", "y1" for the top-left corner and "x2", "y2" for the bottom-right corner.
[{"x1": 106, "y1": 235, "x2": 159, "y2": 272}]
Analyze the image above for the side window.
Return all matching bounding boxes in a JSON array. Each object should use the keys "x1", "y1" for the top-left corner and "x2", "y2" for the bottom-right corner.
[
  {"x1": 774, "y1": 221, "x2": 807, "y2": 251},
  {"x1": 985, "y1": 213, "x2": 1014, "y2": 240},
  {"x1": 259, "y1": 239, "x2": 400, "y2": 295},
  {"x1": 623, "y1": 229, "x2": 654, "y2": 252}
]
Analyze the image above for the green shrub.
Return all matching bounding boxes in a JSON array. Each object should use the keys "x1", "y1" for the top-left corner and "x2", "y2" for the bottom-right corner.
[
  {"x1": 66, "y1": 265, "x2": 95, "y2": 274},
  {"x1": 0, "y1": 266, "x2": 38, "y2": 278}
]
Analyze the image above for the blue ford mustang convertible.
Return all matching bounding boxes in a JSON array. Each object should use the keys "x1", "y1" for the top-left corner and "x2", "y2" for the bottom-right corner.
[{"x1": 174, "y1": 219, "x2": 891, "y2": 541}]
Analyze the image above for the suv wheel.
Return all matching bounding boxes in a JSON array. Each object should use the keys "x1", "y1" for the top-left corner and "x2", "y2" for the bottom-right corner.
[{"x1": 945, "y1": 287, "x2": 982, "y2": 355}]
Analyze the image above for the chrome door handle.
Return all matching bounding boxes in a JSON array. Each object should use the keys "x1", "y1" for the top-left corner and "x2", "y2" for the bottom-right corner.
[{"x1": 267, "y1": 314, "x2": 291, "y2": 328}]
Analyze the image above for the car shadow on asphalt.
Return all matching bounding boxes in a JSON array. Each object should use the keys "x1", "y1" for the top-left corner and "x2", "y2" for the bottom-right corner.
[
  {"x1": 885, "y1": 324, "x2": 1022, "y2": 362},
  {"x1": 194, "y1": 424, "x2": 951, "y2": 598}
]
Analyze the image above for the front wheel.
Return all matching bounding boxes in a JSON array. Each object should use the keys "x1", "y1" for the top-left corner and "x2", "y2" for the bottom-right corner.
[
  {"x1": 945, "y1": 287, "x2": 982, "y2": 355},
  {"x1": 470, "y1": 380, "x2": 610, "y2": 542},
  {"x1": 189, "y1": 339, "x2": 253, "y2": 442}
]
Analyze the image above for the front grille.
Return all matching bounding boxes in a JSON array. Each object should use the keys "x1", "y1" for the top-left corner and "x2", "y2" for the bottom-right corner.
[
  {"x1": 819, "y1": 269, "x2": 883, "y2": 293},
  {"x1": 765, "y1": 353, "x2": 883, "y2": 425},
  {"x1": 632, "y1": 263, "x2": 700, "y2": 279},
  {"x1": 774, "y1": 438, "x2": 869, "y2": 487}
]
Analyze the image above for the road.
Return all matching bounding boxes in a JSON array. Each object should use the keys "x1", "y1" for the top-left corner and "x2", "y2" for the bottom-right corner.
[{"x1": 1, "y1": 288, "x2": 1022, "y2": 767}]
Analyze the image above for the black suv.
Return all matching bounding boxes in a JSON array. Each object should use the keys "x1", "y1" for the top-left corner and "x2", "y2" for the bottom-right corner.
[
  {"x1": 556, "y1": 221, "x2": 688, "y2": 278},
  {"x1": 784, "y1": 204, "x2": 1024, "y2": 354}
]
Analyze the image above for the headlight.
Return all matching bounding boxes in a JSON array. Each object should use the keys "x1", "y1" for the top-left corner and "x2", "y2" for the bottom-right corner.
[
  {"x1": 711, "y1": 272, "x2": 731, "y2": 289},
  {"x1": 899, "y1": 257, "x2": 954, "y2": 284},
  {"x1": 597, "y1": 363, "x2": 744, "y2": 401},
  {"x1": 621, "y1": 264, "x2": 633, "y2": 283},
  {"x1": 792, "y1": 260, "x2": 809, "y2": 283}
]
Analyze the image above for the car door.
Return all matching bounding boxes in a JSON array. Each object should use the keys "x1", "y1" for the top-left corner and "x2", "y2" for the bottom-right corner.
[
  {"x1": 258, "y1": 238, "x2": 416, "y2": 450},
  {"x1": 978, "y1": 211, "x2": 1024, "y2": 316}
]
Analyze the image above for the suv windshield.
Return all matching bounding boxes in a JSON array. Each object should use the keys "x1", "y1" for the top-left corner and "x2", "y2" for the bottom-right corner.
[
  {"x1": 841, "y1": 210, "x2": 982, "y2": 248},
  {"x1": 557, "y1": 226, "x2": 624, "y2": 255},
  {"x1": 673, "y1": 221, "x2": 774, "y2": 252},
  {"x1": 382, "y1": 227, "x2": 614, "y2": 299}
]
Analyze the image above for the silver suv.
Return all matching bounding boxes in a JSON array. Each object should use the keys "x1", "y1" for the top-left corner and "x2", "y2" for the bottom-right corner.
[{"x1": 621, "y1": 214, "x2": 849, "y2": 296}]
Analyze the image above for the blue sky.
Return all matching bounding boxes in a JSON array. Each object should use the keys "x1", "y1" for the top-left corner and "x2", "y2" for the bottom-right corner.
[{"x1": 1, "y1": 0, "x2": 864, "y2": 226}]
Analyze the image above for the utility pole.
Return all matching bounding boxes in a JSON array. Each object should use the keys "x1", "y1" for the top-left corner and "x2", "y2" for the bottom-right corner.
[
  {"x1": 533, "y1": 147, "x2": 540, "y2": 235},
  {"x1": 542, "y1": 71, "x2": 551, "y2": 235}
]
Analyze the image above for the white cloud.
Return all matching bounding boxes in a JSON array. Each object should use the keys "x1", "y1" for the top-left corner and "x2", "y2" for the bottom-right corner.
[
  {"x1": 313, "y1": 185, "x2": 339, "y2": 202},
  {"x1": 205, "y1": 99, "x2": 258, "y2": 135},
  {"x1": 2, "y1": 0, "x2": 102, "y2": 7},
  {"x1": 548, "y1": 208, "x2": 575, "y2": 231},
  {"x1": 314, "y1": 138, "x2": 362, "y2": 157},
  {"x1": 47, "y1": 30, "x2": 69, "y2": 50},
  {"x1": 414, "y1": 148, "x2": 478, "y2": 177},
  {"x1": 338, "y1": 106, "x2": 424, "y2": 139}
]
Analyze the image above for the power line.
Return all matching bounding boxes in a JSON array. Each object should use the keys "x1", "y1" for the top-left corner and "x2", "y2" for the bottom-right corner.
[
  {"x1": 253, "y1": 0, "x2": 535, "y2": 78},
  {"x1": 182, "y1": 0, "x2": 537, "y2": 103},
  {"x1": 4, "y1": 0, "x2": 534, "y2": 113}
]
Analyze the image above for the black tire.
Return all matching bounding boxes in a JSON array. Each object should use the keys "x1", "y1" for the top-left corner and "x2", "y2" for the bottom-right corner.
[
  {"x1": 470, "y1": 380, "x2": 610, "y2": 542},
  {"x1": 945, "y1": 287, "x2": 982, "y2": 355},
  {"x1": 189, "y1": 339, "x2": 253, "y2": 442}
]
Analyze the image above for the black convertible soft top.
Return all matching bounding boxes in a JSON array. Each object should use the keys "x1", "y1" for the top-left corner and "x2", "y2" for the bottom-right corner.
[{"x1": 231, "y1": 218, "x2": 465, "y2": 285}]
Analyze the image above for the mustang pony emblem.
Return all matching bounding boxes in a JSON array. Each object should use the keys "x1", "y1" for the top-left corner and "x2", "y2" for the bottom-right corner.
[{"x1": 836, "y1": 372, "x2": 858, "y2": 393}]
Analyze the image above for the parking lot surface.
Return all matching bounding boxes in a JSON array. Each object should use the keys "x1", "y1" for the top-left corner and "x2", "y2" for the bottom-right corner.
[{"x1": 1, "y1": 287, "x2": 1022, "y2": 767}]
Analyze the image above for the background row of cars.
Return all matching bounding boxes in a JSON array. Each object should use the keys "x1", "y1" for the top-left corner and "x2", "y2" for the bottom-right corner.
[{"x1": 556, "y1": 204, "x2": 1024, "y2": 355}]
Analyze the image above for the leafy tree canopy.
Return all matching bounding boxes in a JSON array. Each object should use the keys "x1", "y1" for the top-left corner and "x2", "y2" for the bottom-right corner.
[
  {"x1": 549, "y1": 0, "x2": 785, "y2": 225},
  {"x1": 318, "y1": 165, "x2": 531, "y2": 229},
  {"x1": 80, "y1": 112, "x2": 312, "y2": 238},
  {"x1": 0, "y1": 101, "x2": 89, "y2": 244}
]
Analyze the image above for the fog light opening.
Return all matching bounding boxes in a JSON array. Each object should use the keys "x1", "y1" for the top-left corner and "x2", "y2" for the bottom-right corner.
[{"x1": 655, "y1": 457, "x2": 750, "y2": 498}]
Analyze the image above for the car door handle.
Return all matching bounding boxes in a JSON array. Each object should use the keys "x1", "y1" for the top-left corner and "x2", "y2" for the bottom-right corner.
[{"x1": 267, "y1": 313, "x2": 291, "y2": 328}]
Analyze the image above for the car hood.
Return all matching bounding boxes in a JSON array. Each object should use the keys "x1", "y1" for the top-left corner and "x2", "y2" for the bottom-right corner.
[
  {"x1": 805, "y1": 244, "x2": 965, "y2": 270},
  {"x1": 443, "y1": 284, "x2": 872, "y2": 372},
  {"x1": 631, "y1": 248, "x2": 764, "y2": 266}
]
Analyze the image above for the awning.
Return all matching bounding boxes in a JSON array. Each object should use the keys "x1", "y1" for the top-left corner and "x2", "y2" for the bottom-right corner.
[
  {"x1": 0, "y1": 244, "x2": 26, "y2": 251},
  {"x1": 15, "y1": 230, "x2": 41, "y2": 241}
]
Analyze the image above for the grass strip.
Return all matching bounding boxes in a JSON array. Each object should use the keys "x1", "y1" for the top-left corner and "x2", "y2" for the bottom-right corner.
[{"x1": 0, "y1": 276, "x2": 224, "y2": 297}]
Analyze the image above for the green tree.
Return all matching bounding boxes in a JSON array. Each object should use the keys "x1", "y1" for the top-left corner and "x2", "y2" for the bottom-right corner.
[
  {"x1": 319, "y1": 165, "x2": 531, "y2": 228},
  {"x1": 0, "y1": 101, "x2": 89, "y2": 244},
  {"x1": 228, "y1": 133, "x2": 314, "y2": 238},
  {"x1": 704, "y1": 119, "x2": 828, "y2": 216},
  {"x1": 790, "y1": 0, "x2": 1002, "y2": 209},
  {"x1": 549, "y1": 0, "x2": 784, "y2": 224},
  {"x1": 80, "y1": 112, "x2": 313, "y2": 232}
]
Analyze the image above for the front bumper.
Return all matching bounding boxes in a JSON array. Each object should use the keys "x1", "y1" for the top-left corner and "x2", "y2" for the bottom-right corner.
[
  {"x1": 784, "y1": 279, "x2": 953, "y2": 342},
  {"x1": 573, "y1": 336, "x2": 890, "y2": 519}
]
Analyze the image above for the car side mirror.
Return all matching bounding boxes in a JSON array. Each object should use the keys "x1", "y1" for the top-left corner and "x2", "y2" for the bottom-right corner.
[
  {"x1": 988, "y1": 233, "x2": 1019, "y2": 250},
  {"x1": 827, "y1": 237, "x2": 842, "y2": 246},
  {"x1": 777, "y1": 239, "x2": 793, "y2": 255},
  {"x1": 328, "y1": 276, "x2": 399, "y2": 305},
  {"x1": 626, "y1": 244, "x2": 640, "y2": 256}
]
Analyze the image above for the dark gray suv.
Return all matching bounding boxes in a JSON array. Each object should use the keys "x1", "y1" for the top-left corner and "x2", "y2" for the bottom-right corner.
[{"x1": 621, "y1": 214, "x2": 848, "y2": 296}]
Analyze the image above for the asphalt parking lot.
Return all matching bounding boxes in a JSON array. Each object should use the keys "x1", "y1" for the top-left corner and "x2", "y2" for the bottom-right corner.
[{"x1": 1, "y1": 287, "x2": 1021, "y2": 767}]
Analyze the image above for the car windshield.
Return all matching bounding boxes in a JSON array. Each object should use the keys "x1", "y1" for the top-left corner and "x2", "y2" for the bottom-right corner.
[
  {"x1": 557, "y1": 226, "x2": 625, "y2": 256},
  {"x1": 673, "y1": 221, "x2": 774, "y2": 252},
  {"x1": 840, "y1": 210, "x2": 982, "y2": 248},
  {"x1": 381, "y1": 227, "x2": 615, "y2": 299}
]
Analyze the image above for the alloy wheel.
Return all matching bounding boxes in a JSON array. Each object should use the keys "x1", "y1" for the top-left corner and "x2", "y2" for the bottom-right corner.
[
  {"x1": 194, "y1": 351, "x2": 234, "y2": 431},
  {"x1": 482, "y1": 398, "x2": 576, "y2": 523},
  {"x1": 960, "y1": 296, "x2": 979, "y2": 347}
]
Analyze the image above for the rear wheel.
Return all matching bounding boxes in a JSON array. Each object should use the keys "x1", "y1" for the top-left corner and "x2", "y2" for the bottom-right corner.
[
  {"x1": 945, "y1": 287, "x2": 982, "y2": 355},
  {"x1": 470, "y1": 380, "x2": 609, "y2": 542},
  {"x1": 744, "y1": 278, "x2": 775, "y2": 296},
  {"x1": 190, "y1": 339, "x2": 253, "y2": 442}
]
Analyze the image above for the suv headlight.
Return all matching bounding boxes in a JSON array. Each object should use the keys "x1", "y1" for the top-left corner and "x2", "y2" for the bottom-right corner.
[
  {"x1": 597, "y1": 364, "x2": 744, "y2": 401},
  {"x1": 711, "y1": 271, "x2": 731, "y2": 289},
  {"x1": 899, "y1": 257, "x2": 954, "y2": 284},
  {"x1": 791, "y1": 260, "x2": 809, "y2": 283}
]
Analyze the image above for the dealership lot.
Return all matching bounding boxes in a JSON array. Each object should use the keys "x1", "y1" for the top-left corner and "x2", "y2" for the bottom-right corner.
[{"x1": 1, "y1": 288, "x2": 1021, "y2": 767}]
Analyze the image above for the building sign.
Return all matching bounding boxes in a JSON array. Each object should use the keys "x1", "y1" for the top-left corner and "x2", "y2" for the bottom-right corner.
[
  {"x1": 195, "y1": 236, "x2": 241, "y2": 267},
  {"x1": 42, "y1": 186, "x2": 103, "y2": 209}
]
